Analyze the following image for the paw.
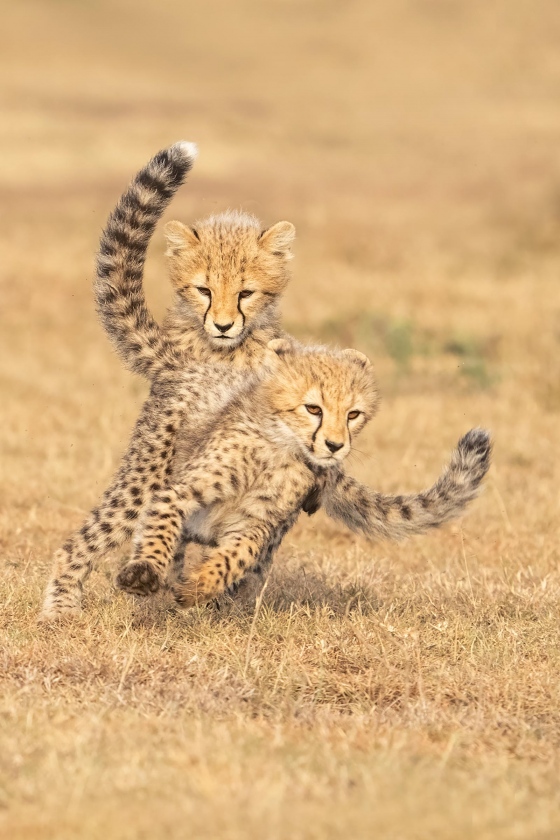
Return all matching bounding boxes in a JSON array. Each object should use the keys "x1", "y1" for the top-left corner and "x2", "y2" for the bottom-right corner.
[
  {"x1": 116, "y1": 561, "x2": 162, "y2": 596},
  {"x1": 37, "y1": 605, "x2": 82, "y2": 624},
  {"x1": 172, "y1": 583, "x2": 199, "y2": 609},
  {"x1": 38, "y1": 588, "x2": 82, "y2": 623},
  {"x1": 172, "y1": 573, "x2": 221, "y2": 609}
]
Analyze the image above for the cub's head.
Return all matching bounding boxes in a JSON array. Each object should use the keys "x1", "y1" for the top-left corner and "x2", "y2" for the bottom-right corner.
[
  {"x1": 263, "y1": 340, "x2": 379, "y2": 466},
  {"x1": 165, "y1": 211, "x2": 294, "y2": 348}
]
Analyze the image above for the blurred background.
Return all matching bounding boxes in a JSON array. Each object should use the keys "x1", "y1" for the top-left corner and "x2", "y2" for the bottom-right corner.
[
  {"x1": 1, "y1": 0, "x2": 559, "y2": 548},
  {"x1": 2, "y1": 3, "x2": 560, "y2": 836}
]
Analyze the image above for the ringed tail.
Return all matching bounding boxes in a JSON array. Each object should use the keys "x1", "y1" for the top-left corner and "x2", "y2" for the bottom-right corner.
[
  {"x1": 95, "y1": 141, "x2": 198, "y2": 379},
  {"x1": 324, "y1": 428, "x2": 492, "y2": 541}
]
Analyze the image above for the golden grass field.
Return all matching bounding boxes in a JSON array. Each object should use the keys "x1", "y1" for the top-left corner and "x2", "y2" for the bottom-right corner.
[{"x1": 1, "y1": 1, "x2": 560, "y2": 837}]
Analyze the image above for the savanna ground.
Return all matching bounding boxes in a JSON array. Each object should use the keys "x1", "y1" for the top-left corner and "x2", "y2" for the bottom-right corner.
[{"x1": 1, "y1": 1, "x2": 560, "y2": 837}]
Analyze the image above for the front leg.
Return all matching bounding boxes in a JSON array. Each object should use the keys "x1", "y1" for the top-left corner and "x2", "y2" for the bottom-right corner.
[
  {"x1": 116, "y1": 486, "x2": 200, "y2": 596},
  {"x1": 173, "y1": 519, "x2": 278, "y2": 608},
  {"x1": 119, "y1": 453, "x2": 259, "y2": 598},
  {"x1": 224, "y1": 475, "x2": 327, "y2": 605},
  {"x1": 226, "y1": 509, "x2": 300, "y2": 603}
]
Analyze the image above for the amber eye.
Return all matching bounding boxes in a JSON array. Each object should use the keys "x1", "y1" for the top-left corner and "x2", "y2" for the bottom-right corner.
[
  {"x1": 239, "y1": 290, "x2": 254, "y2": 299},
  {"x1": 347, "y1": 410, "x2": 361, "y2": 420},
  {"x1": 196, "y1": 287, "x2": 211, "y2": 298},
  {"x1": 305, "y1": 405, "x2": 322, "y2": 416}
]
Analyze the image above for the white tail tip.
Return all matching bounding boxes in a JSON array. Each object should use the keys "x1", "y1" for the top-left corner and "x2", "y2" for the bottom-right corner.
[{"x1": 174, "y1": 140, "x2": 198, "y2": 161}]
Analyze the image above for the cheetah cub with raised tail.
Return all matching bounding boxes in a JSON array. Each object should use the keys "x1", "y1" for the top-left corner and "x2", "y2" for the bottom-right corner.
[
  {"x1": 95, "y1": 140, "x2": 294, "y2": 379},
  {"x1": 115, "y1": 341, "x2": 490, "y2": 608},
  {"x1": 123, "y1": 340, "x2": 378, "y2": 606}
]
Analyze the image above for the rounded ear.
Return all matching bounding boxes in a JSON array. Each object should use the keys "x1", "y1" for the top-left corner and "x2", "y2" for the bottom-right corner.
[
  {"x1": 341, "y1": 348, "x2": 371, "y2": 369},
  {"x1": 259, "y1": 221, "x2": 295, "y2": 256},
  {"x1": 164, "y1": 220, "x2": 200, "y2": 255},
  {"x1": 264, "y1": 338, "x2": 294, "y2": 369},
  {"x1": 267, "y1": 338, "x2": 294, "y2": 356}
]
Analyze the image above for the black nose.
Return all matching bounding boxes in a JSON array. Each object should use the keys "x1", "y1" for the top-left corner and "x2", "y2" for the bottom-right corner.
[
  {"x1": 215, "y1": 322, "x2": 234, "y2": 333},
  {"x1": 325, "y1": 440, "x2": 344, "y2": 453}
]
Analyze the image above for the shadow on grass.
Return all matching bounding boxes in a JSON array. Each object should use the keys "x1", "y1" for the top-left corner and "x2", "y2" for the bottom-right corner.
[{"x1": 116, "y1": 564, "x2": 383, "y2": 631}]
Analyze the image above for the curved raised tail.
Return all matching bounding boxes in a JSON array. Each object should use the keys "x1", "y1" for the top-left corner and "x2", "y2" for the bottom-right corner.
[
  {"x1": 324, "y1": 428, "x2": 492, "y2": 540},
  {"x1": 95, "y1": 141, "x2": 198, "y2": 379}
]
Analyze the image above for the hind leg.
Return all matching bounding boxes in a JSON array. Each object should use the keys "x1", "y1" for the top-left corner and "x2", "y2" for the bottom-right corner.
[
  {"x1": 39, "y1": 402, "x2": 179, "y2": 621},
  {"x1": 40, "y1": 485, "x2": 139, "y2": 621}
]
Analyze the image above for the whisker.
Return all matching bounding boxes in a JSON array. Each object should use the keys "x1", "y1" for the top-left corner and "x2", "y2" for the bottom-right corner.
[{"x1": 349, "y1": 447, "x2": 373, "y2": 460}]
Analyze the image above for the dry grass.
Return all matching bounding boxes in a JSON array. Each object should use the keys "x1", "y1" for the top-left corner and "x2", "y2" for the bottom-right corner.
[{"x1": 1, "y1": 1, "x2": 560, "y2": 837}]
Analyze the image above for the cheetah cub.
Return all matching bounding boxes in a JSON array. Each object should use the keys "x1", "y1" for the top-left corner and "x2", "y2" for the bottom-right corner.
[
  {"x1": 123, "y1": 340, "x2": 378, "y2": 606},
  {"x1": 115, "y1": 341, "x2": 489, "y2": 608},
  {"x1": 95, "y1": 141, "x2": 293, "y2": 380}
]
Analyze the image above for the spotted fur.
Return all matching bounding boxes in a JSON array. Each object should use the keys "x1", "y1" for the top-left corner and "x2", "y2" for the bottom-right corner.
[
  {"x1": 95, "y1": 141, "x2": 197, "y2": 378},
  {"x1": 324, "y1": 428, "x2": 492, "y2": 540},
  {"x1": 39, "y1": 340, "x2": 490, "y2": 621},
  {"x1": 39, "y1": 146, "x2": 492, "y2": 620},
  {"x1": 119, "y1": 342, "x2": 380, "y2": 606},
  {"x1": 95, "y1": 142, "x2": 295, "y2": 378}
]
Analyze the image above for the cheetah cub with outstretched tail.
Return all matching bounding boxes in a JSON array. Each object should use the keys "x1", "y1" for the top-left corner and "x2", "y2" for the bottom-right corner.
[
  {"x1": 117, "y1": 341, "x2": 489, "y2": 608},
  {"x1": 122, "y1": 341, "x2": 379, "y2": 606}
]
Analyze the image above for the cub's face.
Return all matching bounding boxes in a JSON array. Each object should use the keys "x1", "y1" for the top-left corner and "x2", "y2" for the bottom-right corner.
[
  {"x1": 165, "y1": 211, "x2": 295, "y2": 348},
  {"x1": 264, "y1": 342, "x2": 379, "y2": 466}
]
